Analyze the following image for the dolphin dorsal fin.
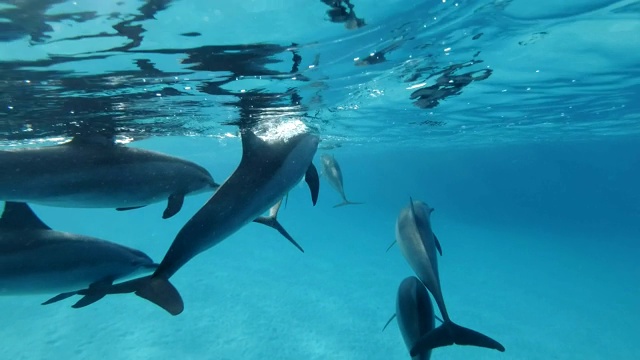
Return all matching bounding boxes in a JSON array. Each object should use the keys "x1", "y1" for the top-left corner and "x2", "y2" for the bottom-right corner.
[
  {"x1": 0, "y1": 202, "x2": 51, "y2": 230},
  {"x1": 240, "y1": 129, "x2": 269, "y2": 159}
]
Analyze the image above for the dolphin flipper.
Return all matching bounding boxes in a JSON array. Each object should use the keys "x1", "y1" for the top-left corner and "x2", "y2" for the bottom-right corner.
[
  {"x1": 163, "y1": 193, "x2": 185, "y2": 219},
  {"x1": 116, "y1": 205, "x2": 146, "y2": 211},
  {"x1": 434, "y1": 234, "x2": 443, "y2": 256},
  {"x1": 385, "y1": 240, "x2": 396, "y2": 252},
  {"x1": 382, "y1": 313, "x2": 397, "y2": 332},
  {"x1": 305, "y1": 164, "x2": 319, "y2": 206},
  {"x1": 333, "y1": 200, "x2": 364, "y2": 208},
  {"x1": 410, "y1": 321, "x2": 505, "y2": 356},
  {"x1": 254, "y1": 216, "x2": 304, "y2": 253}
]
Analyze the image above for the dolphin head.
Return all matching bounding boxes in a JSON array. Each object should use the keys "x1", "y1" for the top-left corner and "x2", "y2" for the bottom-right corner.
[
  {"x1": 412, "y1": 200, "x2": 435, "y2": 218},
  {"x1": 182, "y1": 163, "x2": 219, "y2": 194},
  {"x1": 124, "y1": 248, "x2": 158, "y2": 276}
]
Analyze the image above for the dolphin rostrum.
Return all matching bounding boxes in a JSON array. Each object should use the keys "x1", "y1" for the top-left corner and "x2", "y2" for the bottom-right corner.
[
  {"x1": 383, "y1": 276, "x2": 442, "y2": 360},
  {"x1": 395, "y1": 198, "x2": 505, "y2": 356},
  {"x1": 0, "y1": 202, "x2": 157, "y2": 305},
  {"x1": 45, "y1": 129, "x2": 320, "y2": 315},
  {"x1": 0, "y1": 134, "x2": 219, "y2": 219},
  {"x1": 320, "y1": 153, "x2": 362, "y2": 207}
]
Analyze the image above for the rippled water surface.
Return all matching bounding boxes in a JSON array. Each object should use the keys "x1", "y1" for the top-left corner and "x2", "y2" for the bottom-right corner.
[{"x1": 2, "y1": 0, "x2": 639, "y2": 147}]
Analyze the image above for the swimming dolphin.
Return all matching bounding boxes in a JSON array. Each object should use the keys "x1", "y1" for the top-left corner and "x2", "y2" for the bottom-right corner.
[
  {"x1": 45, "y1": 129, "x2": 320, "y2": 315},
  {"x1": 383, "y1": 276, "x2": 440, "y2": 360},
  {"x1": 395, "y1": 198, "x2": 505, "y2": 356},
  {"x1": 0, "y1": 134, "x2": 219, "y2": 219},
  {"x1": 0, "y1": 202, "x2": 157, "y2": 305},
  {"x1": 319, "y1": 153, "x2": 362, "y2": 207}
]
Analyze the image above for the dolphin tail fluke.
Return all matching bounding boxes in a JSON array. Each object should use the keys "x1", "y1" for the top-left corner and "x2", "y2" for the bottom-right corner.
[
  {"x1": 254, "y1": 216, "x2": 305, "y2": 253},
  {"x1": 409, "y1": 321, "x2": 505, "y2": 357},
  {"x1": 333, "y1": 200, "x2": 363, "y2": 208},
  {"x1": 71, "y1": 292, "x2": 106, "y2": 308},
  {"x1": 124, "y1": 275, "x2": 184, "y2": 316},
  {"x1": 42, "y1": 291, "x2": 77, "y2": 305}
]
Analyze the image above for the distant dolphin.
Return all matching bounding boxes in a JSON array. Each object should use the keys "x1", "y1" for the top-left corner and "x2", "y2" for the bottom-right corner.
[
  {"x1": 0, "y1": 135, "x2": 219, "y2": 219},
  {"x1": 319, "y1": 153, "x2": 362, "y2": 207},
  {"x1": 383, "y1": 276, "x2": 441, "y2": 360},
  {"x1": 395, "y1": 198, "x2": 505, "y2": 356},
  {"x1": 45, "y1": 129, "x2": 320, "y2": 315},
  {"x1": 0, "y1": 202, "x2": 157, "y2": 305}
]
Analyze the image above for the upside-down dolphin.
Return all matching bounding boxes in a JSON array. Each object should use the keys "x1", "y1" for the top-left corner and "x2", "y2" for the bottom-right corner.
[
  {"x1": 383, "y1": 276, "x2": 441, "y2": 360},
  {"x1": 0, "y1": 202, "x2": 157, "y2": 304},
  {"x1": 395, "y1": 198, "x2": 505, "y2": 356},
  {"x1": 319, "y1": 153, "x2": 362, "y2": 207},
  {"x1": 45, "y1": 129, "x2": 320, "y2": 315},
  {"x1": 0, "y1": 135, "x2": 218, "y2": 219}
]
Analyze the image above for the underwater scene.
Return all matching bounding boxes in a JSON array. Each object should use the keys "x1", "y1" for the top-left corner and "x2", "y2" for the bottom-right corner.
[{"x1": 1, "y1": 1, "x2": 639, "y2": 359}]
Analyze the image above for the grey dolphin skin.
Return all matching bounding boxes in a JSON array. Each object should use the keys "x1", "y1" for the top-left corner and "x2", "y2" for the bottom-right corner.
[
  {"x1": 0, "y1": 134, "x2": 218, "y2": 219},
  {"x1": 46, "y1": 129, "x2": 320, "y2": 315},
  {"x1": 0, "y1": 202, "x2": 157, "y2": 304},
  {"x1": 320, "y1": 153, "x2": 362, "y2": 207},
  {"x1": 395, "y1": 198, "x2": 505, "y2": 356},
  {"x1": 383, "y1": 276, "x2": 438, "y2": 360}
]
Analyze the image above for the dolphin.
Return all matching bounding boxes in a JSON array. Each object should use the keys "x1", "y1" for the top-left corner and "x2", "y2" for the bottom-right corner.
[
  {"x1": 319, "y1": 153, "x2": 362, "y2": 207},
  {"x1": 0, "y1": 134, "x2": 219, "y2": 219},
  {"x1": 383, "y1": 276, "x2": 440, "y2": 360},
  {"x1": 395, "y1": 198, "x2": 505, "y2": 356},
  {"x1": 45, "y1": 129, "x2": 320, "y2": 315},
  {"x1": 0, "y1": 201, "x2": 157, "y2": 305}
]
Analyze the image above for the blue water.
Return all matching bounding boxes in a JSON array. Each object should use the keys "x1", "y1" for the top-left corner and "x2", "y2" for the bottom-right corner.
[{"x1": 1, "y1": 0, "x2": 640, "y2": 359}]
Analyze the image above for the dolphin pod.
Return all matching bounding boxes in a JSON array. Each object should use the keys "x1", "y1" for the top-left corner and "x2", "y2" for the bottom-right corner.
[
  {"x1": 394, "y1": 198, "x2": 505, "y2": 356},
  {"x1": 43, "y1": 128, "x2": 320, "y2": 315},
  {"x1": 0, "y1": 126, "x2": 507, "y2": 358},
  {"x1": 0, "y1": 134, "x2": 218, "y2": 219},
  {"x1": 0, "y1": 202, "x2": 157, "y2": 303}
]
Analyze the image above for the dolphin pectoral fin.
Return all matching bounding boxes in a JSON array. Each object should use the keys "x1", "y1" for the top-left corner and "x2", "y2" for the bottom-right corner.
[
  {"x1": 132, "y1": 275, "x2": 184, "y2": 316},
  {"x1": 162, "y1": 193, "x2": 185, "y2": 219},
  {"x1": 385, "y1": 240, "x2": 397, "y2": 252},
  {"x1": 42, "y1": 291, "x2": 77, "y2": 305},
  {"x1": 333, "y1": 200, "x2": 363, "y2": 208},
  {"x1": 434, "y1": 234, "x2": 443, "y2": 256},
  {"x1": 254, "y1": 216, "x2": 305, "y2": 253},
  {"x1": 116, "y1": 205, "x2": 146, "y2": 211},
  {"x1": 305, "y1": 163, "x2": 320, "y2": 206},
  {"x1": 381, "y1": 313, "x2": 397, "y2": 332},
  {"x1": 409, "y1": 321, "x2": 505, "y2": 356}
]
